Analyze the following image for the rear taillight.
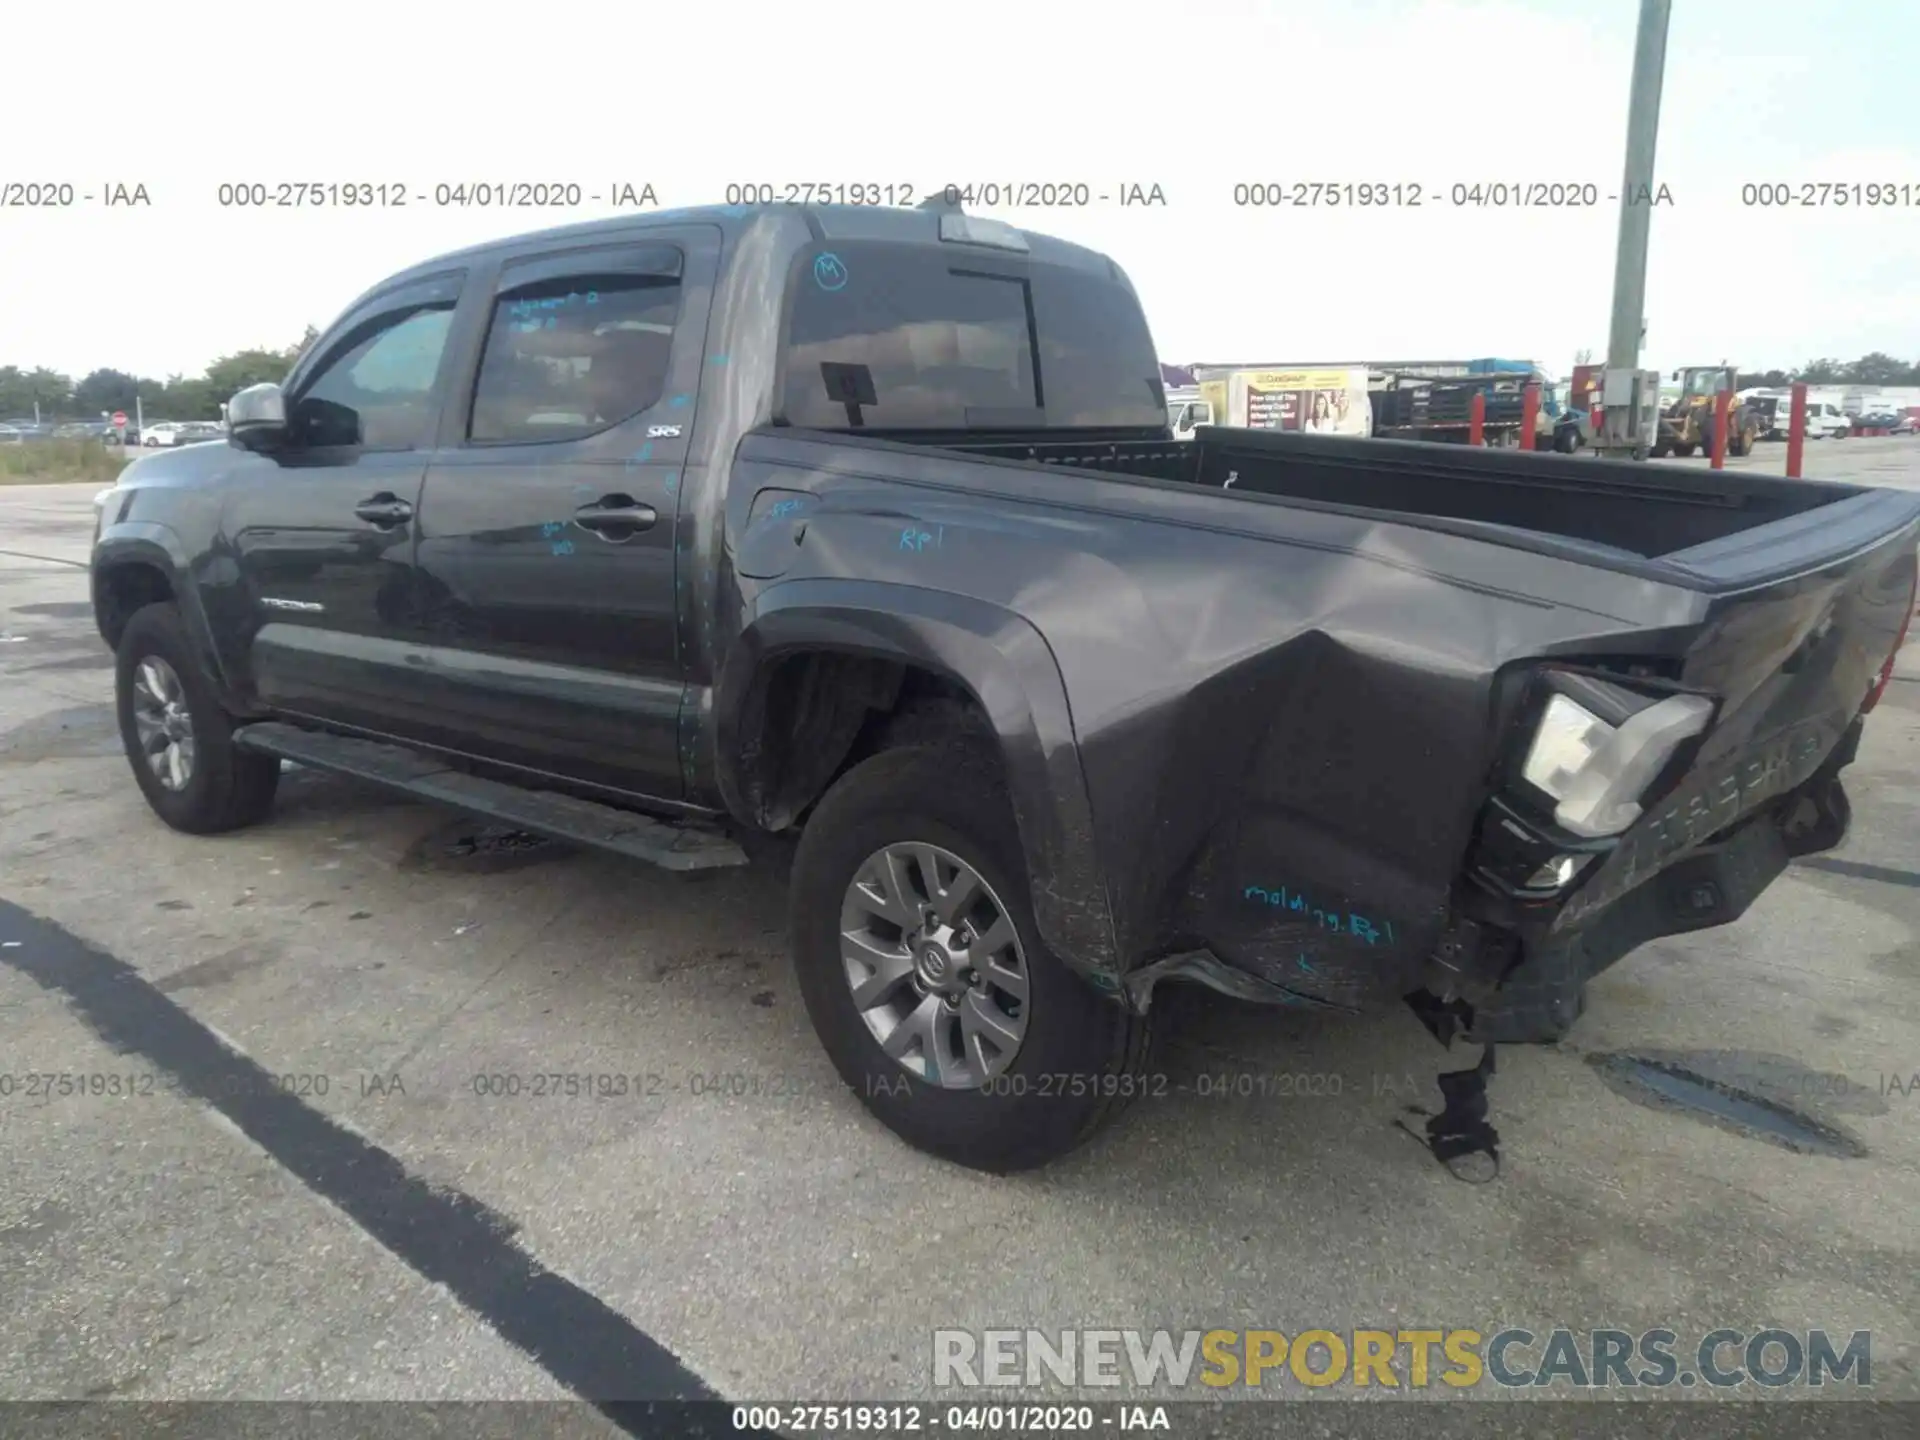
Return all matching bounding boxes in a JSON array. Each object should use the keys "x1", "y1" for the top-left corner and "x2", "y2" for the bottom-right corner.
[{"x1": 1862, "y1": 565, "x2": 1919, "y2": 715}]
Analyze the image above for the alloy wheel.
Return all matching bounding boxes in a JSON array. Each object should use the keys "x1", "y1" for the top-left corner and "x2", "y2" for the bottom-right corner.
[
  {"x1": 130, "y1": 655, "x2": 196, "y2": 791},
  {"x1": 838, "y1": 842, "x2": 1031, "y2": 1088}
]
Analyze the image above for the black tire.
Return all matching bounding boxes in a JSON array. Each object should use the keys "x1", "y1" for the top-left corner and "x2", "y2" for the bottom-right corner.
[
  {"x1": 115, "y1": 601, "x2": 280, "y2": 834},
  {"x1": 789, "y1": 739, "x2": 1151, "y2": 1172},
  {"x1": 1673, "y1": 441, "x2": 1697, "y2": 458}
]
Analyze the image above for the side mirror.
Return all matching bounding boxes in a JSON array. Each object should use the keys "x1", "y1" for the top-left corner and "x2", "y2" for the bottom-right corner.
[{"x1": 228, "y1": 383, "x2": 289, "y2": 452}]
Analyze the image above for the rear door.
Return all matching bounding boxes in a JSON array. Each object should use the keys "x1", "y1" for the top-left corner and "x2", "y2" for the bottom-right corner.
[
  {"x1": 223, "y1": 270, "x2": 465, "y2": 734},
  {"x1": 407, "y1": 226, "x2": 721, "y2": 800}
]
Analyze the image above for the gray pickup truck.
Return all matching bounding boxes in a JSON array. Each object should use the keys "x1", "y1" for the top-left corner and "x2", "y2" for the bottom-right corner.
[{"x1": 91, "y1": 197, "x2": 1920, "y2": 1176}]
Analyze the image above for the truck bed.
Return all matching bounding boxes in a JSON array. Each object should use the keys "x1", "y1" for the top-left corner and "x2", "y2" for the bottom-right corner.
[{"x1": 924, "y1": 424, "x2": 1885, "y2": 575}]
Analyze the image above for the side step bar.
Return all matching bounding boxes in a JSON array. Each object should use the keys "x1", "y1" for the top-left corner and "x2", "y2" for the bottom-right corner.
[{"x1": 233, "y1": 722, "x2": 750, "y2": 872}]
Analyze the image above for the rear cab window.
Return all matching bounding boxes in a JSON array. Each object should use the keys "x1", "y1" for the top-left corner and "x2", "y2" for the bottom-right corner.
[{"x1": 779, "y1": 241, "x2": 1165, "y2": 432}]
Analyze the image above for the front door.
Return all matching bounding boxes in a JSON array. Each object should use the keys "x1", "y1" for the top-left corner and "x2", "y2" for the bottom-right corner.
[
  {"x1": 222, "y1": 272, "x2": 466, "y2": 736},
  {"x1": 408, "y1": 228, "x2": 719, "y2": 801}
]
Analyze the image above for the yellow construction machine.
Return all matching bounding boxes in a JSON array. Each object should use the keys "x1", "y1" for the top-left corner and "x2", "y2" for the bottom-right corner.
[{"x1": 1650, "y1": 365, "x2": 1761, "y2": 459}]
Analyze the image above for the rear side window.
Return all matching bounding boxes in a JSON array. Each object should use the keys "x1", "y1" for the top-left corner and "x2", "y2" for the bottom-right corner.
[
  {"x1": 782, "y1": 242, "x2": 1164, "y2": 431},
  {"x1": 469, "y1": 269, "x2": 683, "y2": 443}
]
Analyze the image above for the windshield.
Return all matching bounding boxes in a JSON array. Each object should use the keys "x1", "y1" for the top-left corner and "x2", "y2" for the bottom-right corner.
[{"x1": 1681, "y1": 370, "x2": 1725, "y2": 398}]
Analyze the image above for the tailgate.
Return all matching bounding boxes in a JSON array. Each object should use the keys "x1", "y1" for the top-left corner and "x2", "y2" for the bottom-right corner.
[{"x1": 1558, "y1": 492, "x2": 1920, "y2": 926}]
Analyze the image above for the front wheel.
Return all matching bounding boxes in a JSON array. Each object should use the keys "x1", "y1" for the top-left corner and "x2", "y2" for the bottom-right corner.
[
  {"x1": 115, "y1": 601, "x2": 280, "y2": 834},
  {"x1": 789, "y1": 739, "x2": 1150, "y2": 1172}
]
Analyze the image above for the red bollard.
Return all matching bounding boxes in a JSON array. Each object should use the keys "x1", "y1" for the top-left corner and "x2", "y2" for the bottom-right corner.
[
  {"x1": 1519, "y1": 382, "x2": 1540, "y2": 451},
  {"x1": 1468, "y1": 391, "x2": 1485, "y2": 446},
  {"x1": 1786, "y1": 382, "x2": 1807, "y2": 478},
  {"x1": 1710, "y1": 390, "x2": 1732, "y2": 470}
]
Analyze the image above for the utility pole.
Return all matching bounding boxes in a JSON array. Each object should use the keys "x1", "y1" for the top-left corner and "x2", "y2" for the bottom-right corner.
[{"x1": 1597, "y1": 0, "x2": 1673, "y2": 458}]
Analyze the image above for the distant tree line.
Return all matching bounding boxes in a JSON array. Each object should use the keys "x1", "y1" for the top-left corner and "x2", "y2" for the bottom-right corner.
[
  {"x1": 1733, "y1": 352, "x2": 1920, "y2": 390},
  {"x1": 0, "y1": 327, "x2": 320, "y2": 423}
]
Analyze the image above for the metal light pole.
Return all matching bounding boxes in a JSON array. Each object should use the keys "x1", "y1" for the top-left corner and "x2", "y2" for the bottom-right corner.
[{"x1": 1597, "y1": 0, "x2": 1673, "y2": 458}]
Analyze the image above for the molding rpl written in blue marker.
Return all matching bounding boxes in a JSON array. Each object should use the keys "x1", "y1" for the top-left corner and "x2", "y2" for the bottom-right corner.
[{"x1": 1243, "y1": 884, "x2": 1395, "y2": 946}]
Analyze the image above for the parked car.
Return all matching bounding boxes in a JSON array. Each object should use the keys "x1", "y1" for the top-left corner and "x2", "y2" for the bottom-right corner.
[
  {"x1": 0, "y1": 424, "x2": 23, "y2": 444},
  {"x1": 142, "y1": 422, "x2": 191, "y2": 447},
  {"x1": 90, "y1": 201, "x2": 1920, "y2": 1176},
  {"x1": 1779, "y1": 400, "x2": 1854, "y2": 440},
  {"x1": 1853, "y1": 409, "x2": 1909, "y2": 434},
  {"x1": 175, "y1": 421, "x2": 226, "y2": 444}
]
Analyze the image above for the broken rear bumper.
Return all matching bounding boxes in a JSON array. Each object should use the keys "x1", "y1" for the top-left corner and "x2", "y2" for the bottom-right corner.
[{"x1": 1443, "y1": 720, "x2": 1860, "y2": 1045}]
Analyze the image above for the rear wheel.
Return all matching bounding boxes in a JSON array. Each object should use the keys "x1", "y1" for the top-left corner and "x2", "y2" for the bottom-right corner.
[
  {"x1": 789, "y1": 739, "x2": 1150, "y2": 1172},
  {"x1": 115, "y1": 602, "x2": 280, "y2": 834}
]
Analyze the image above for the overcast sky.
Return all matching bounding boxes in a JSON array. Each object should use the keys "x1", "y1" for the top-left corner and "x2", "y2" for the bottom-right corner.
[{"x1": 2, "y1": 0, "x2": 1913, "y2": 384}]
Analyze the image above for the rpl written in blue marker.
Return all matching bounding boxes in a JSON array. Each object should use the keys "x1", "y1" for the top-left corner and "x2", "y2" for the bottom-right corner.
[{"x1": 899, "y1": 525, "x2": 944, "y2": 553}]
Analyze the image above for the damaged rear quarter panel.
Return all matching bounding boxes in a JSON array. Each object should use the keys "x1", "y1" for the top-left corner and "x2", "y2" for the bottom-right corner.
[{"x1": 731, "y1": 434, "x2": 1709, "y2": 1008}]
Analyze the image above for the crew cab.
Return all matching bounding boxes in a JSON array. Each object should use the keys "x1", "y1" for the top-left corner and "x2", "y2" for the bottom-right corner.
[{"x1": 91, "y1": 199, "x2": 1920, "y2": 1175}]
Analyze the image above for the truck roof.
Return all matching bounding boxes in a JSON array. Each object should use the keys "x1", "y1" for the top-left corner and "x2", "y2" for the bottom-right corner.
[{"x1": 375, "y1": 202, "x2": 1124, "y2": 294}]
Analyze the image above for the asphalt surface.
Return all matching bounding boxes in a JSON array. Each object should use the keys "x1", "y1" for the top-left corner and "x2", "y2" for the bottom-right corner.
[{"x1": 4, "y1": 442, "x2": 1920, "y2": 1424}]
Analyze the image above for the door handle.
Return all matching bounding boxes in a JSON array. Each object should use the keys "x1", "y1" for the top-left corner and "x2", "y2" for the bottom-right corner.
[
  {"x1": 573, "y1": 494, "x2": 658, "y2": 542},
  {"x1": 354, "y1": 494, "x2": 413, "y2": 527}
]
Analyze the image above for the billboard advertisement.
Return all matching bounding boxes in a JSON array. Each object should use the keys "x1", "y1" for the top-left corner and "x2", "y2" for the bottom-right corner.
[{"x1": 1225, "y1": 369, "x2": 1373, "y2": 436}]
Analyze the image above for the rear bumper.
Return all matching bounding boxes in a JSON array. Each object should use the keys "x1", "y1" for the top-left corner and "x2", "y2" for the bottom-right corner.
[
  {"x1": 1449, "y1": 723, "x2": 1859, "y2": 1045},
  {"x1": 1460, "y1": 806, "x2": 1800, "y2": 1043}
]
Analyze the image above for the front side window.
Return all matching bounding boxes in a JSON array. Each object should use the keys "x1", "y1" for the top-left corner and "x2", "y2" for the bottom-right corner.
[
  {"x1": 469, "y1": 271, "x2": 684, "y2": 443},
  {"x1": 292, "y1": 304, "x2": 455, "y2": 450},
  {"x1": 781, "y1": 243, "x2": 1164, "y2": 431}
]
